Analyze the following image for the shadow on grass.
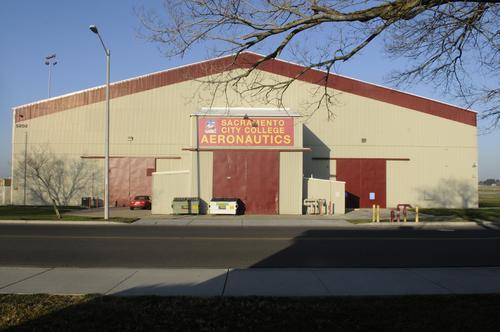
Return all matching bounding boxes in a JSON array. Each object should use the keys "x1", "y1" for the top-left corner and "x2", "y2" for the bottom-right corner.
[
  {"x1": 420, "y1": 208, "x2": 500, "y2": 223},
  {"x1": 3, "y1": 294, "x2": 500, "y2": 331},
  {"x1": 4, "y1": 226, "x2": 500, "y2": 330}
]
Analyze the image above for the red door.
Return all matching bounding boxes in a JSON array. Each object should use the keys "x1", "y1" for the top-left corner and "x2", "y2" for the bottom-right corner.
[
  {"x1": 109, "y1": 157, "x2": 155, "y2": 207},
  {"x1": 213, "y1": 150, "x2": 279, "y2": 214},
  {"x1": 336, "y1": 159, "x2": 386, "y2": 208}
]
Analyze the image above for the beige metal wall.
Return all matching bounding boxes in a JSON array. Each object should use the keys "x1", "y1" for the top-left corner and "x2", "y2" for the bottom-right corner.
[
  {"x1": 12, "y1": 68, "x2": 477, "y2": 209},
  {"x1": 190, "y1": 151, "x2": 213, "y2": 214},
  {"x1": 304, "y1": 178, "x2": 345, "y2": 215},
  {"x1": 279, "y1": 152, "x2": 303, "y2": 214},
  {"x1": 152, "y1": 171, "x2": 190, "y2": 214},
  {"x1": 1, "y1": 185, "x2": 11, "y2": 205},
  {"x1": 299, "y1": 89, "x2": 477, "y2": 208}
]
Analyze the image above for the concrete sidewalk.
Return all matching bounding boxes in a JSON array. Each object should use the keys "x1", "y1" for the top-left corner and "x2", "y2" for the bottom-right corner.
[
  {"x1": 1, "y1": 266, "x2": 500, "y2": 296},
  {"x1": 2, "y1": 218, "x2": 499, "y2": 229},
  {"x1": 1, "y1": 218, "x2": 499, "y2": 230}
]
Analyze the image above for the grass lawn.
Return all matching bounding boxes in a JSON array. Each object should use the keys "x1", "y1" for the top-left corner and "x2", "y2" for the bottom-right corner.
[
  {"x1": 347, "y1": 207, "x2": 500, "y2": 224},
  {"x1": 479, "y1": 185, "x2": 500, "y2": 207},
  {"x1": 1, "y1": 294, "x2": 500, "y2": 331},
  {"x1": 418, "y1": 208, "x2": 500, "y2": 222},
  {"x1": 346, "y1": 185, "x2": 500, "y2": 224},
  {"x1": 0, "y1": 206, "x2": 137, "y2": 223}
]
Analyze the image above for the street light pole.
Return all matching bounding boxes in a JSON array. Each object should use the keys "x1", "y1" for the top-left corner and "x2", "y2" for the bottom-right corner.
[
  {"x1": 45, "y1": 54, "x2": 57, "y2": 98},
  {"x1": 89, "y1": 25, "x2": 110, "y2": 220}
]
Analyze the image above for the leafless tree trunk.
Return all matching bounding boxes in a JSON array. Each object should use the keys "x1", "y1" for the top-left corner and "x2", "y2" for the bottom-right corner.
[
  {"x1": 137, "y1": 0, "x2": 499, "y2": 124},
  {"x1": 16, "y1": 147, "x2": 97, "y2": 219}
]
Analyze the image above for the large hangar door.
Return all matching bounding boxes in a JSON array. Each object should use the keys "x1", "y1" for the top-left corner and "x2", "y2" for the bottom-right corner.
[
  {"x1": 213, "y1": 150, "x2": 279, "y2": 214},
  {"x1": 336, "y1": 159, "x2": 386, "y2": 208},
  {"x1": 109, "y1": 157, "x2": 155, "y2": 207}
]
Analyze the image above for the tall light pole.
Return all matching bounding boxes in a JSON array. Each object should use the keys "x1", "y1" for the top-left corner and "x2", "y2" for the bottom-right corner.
[
  {"x1": 89, "y1": 24, "x2": 110, "y2": 220},
  {"x1": 45, "y1": 54, "x2": 57, "y2": 98}
]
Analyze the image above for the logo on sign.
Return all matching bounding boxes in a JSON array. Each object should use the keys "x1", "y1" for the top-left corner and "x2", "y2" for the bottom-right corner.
[{"x1": 204, "y1": 120, "x2": 216, "y2": 134}]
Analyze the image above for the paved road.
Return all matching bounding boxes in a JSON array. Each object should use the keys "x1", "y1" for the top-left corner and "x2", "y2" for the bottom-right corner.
[{"x1": 1, "y1": 224, "x2": 500, "y2": 268}]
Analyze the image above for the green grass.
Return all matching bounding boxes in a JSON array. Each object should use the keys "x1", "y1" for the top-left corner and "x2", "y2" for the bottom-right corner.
[
  {"x1": 347, "y1": 207, "x2": 500, "y2": 224},
  {"x1": 479, "y1": 185, "x2": 500, "y2": 207},
  {"x1": 0, "y1": 206, "x2": 137, "y2": 223},
  {"x1": 419, "y1": 208, "x2": 500, "y2": 222},
  {"x1": 1, "y1": 294, "x2": 500, "y2": 331}
]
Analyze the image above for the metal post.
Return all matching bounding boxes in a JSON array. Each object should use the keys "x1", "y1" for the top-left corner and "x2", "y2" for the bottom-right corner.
[
  {"x1": 195, "y1": 115, "x2": 201, "y2": 207},
  {"x1": 23, "y1": 132, "x2": 27, "y2": 206},
  {"x1": 104, "y1": 50, "x2": 110, "y2": 220},
  {"x1": 47, "y1": 64, "x2": 52, "y2": 98},
  {"x1": 45, "y1": 54, "x2": 56, "y2": 98}
]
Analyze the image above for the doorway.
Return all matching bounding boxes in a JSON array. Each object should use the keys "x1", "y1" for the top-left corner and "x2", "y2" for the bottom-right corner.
[
  {"x1": 336, "y1": 159, "x2": 386, "y2": 208},
  {"x1": 213, "y1": 150, "x2": 279, "y2": 214}
]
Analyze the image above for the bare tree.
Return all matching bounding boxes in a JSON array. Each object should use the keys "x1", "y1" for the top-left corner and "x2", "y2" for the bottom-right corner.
[
  {"x1": 137, "y1": 0, "x2": 499, "y2": 123},
  {"x1": 16, "y1": 147, "x2": 97, "y2": 218}
]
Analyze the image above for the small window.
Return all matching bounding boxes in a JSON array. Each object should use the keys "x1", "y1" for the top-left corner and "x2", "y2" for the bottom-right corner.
[{"x1": 361, "y1": 138, "x2": 367, "y2": 143}]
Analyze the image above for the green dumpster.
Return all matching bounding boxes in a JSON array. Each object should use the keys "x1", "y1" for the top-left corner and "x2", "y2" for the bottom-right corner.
[{"x1": 172, "y1": 197, "x2": 200, "y2": 215}]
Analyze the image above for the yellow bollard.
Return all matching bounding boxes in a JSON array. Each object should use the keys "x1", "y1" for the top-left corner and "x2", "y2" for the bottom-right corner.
[
  {"x1": 415, "y1": 206, "x2": 419, "y2": 223},
  {"x1": 372, "y1": 205, "x2": 376, "y2": 223},
  {"x1": 376, "y1": 205, "x2": 380, "y2": 223}
]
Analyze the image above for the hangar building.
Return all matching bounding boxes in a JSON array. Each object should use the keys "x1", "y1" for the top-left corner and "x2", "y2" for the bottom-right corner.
[{"x1": 10, "y1": 52, "x2": 478, "y2": 214}]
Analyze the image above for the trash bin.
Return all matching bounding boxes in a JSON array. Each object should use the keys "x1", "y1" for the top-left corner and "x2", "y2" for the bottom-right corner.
[
  {"x1": 81, "y1": 197, "x2": 91, "y2": 208},
  {"x1": 172, "y1": 197, "x2": 200, "y2": 214},
  {"x1": 209, "y1": 198, "x2": 239, "y2": 215}
]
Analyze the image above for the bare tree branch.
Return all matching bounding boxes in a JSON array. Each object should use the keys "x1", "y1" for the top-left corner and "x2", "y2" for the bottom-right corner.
[
  {"x1": 137, "y1": 0, "x2": 500, "y2": 124},
  {"x1": 16, "y1": 147, "x2": 98, "y2": 218}
]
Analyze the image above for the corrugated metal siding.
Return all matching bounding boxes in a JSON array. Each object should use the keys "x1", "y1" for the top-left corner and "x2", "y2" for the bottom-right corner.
[
  {"x1": 213, "y1": 150, "x2": 279, "y2": 214},
  {"x1": 11, "y1": 68, "x2": 477, "y2": 209},
  {"x1": 152, "y1": 171, "x2": 190, "y2": 214},
  {"x1": 279, "y1": 152, "x2": 302, "y2": 214},
  {"x1": 304, "y1": 178, "x2": 345, "y2": 214},
  {"x1": 109, "y1": 157, "x2": 155, "y2": 207},
  {"x1": 336, "y1": 159, "x2": 386, "y2": 208}
]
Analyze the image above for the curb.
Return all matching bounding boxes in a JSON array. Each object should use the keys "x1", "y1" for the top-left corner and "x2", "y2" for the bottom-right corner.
[
  {"x1": 0, "y1": 219, "x2": 497, "y2": 228},
  {"x1": 0, "y1": 220, "x2": 126, "y2": 225}
]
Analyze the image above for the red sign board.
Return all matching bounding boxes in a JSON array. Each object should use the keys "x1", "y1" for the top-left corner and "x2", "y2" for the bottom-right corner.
[{"x1": 198, "y1": 117, "x2": 294, "y2": 146}]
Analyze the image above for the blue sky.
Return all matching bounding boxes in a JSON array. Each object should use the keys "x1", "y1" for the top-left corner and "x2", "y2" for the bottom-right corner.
[{"x1": 0, "y1": 0, "x2": 498, "y2": 180}]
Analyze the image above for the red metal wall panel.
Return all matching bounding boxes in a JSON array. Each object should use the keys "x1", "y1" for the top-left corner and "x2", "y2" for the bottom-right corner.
[
  {"x1": 109, "y1": 157, "x2": 155, "y2": 207},
  {"x1": 15, "y1": 53, "x2": 475, "y2": 127},
  {"x1": 336, "y1": 159, "x2": 386, "y2": 208},
  {"x1": 213, "y1": 150, "x2": 279, "y2": 214}
]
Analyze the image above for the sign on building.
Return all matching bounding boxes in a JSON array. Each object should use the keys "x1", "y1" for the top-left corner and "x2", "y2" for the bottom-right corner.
[{"x1": 198, "y1": 117, "x2": 294, "y2": 146}]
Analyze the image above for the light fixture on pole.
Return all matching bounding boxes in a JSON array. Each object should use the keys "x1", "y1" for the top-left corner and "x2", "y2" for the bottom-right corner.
[
  {"x1": 44, "y1": 54, "x2": 57, "y2": 98},
  {"x1": 89, "y1": 24, "x2": 111, "y2": 220}
]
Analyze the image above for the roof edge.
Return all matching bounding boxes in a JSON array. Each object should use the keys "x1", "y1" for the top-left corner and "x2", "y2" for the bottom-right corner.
[
  {"x1": 12, "y1": 52, "x2": 240, "y2": 111},
  {"x1": 13, "y1": 51, "x2": 476, "y2": 127}
]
